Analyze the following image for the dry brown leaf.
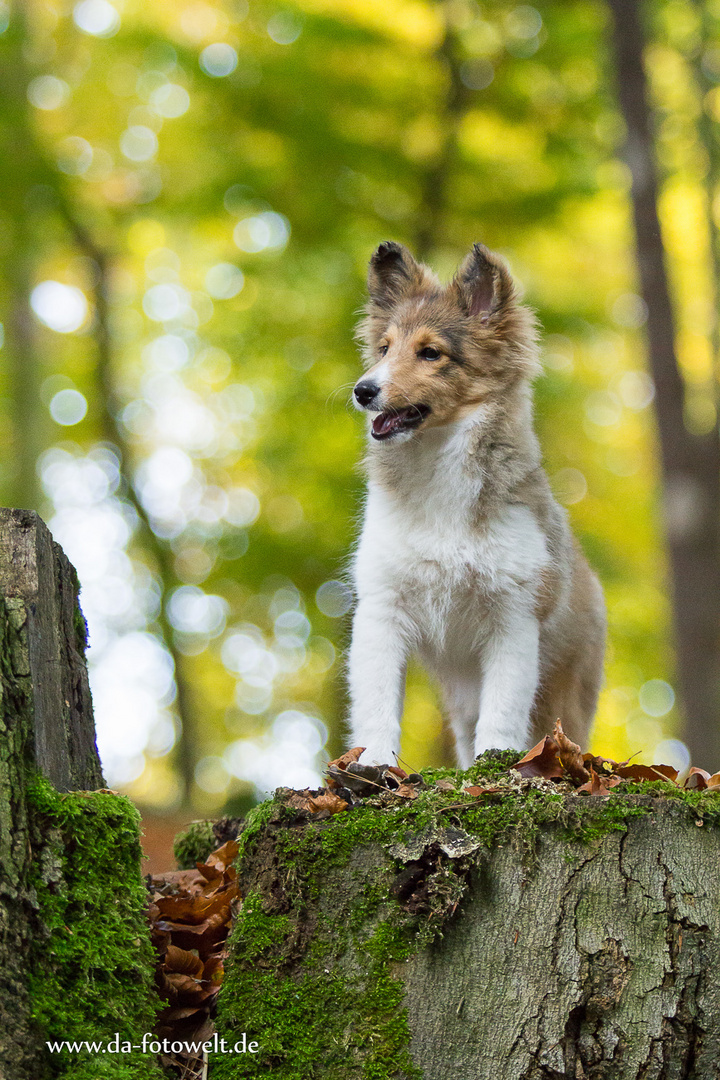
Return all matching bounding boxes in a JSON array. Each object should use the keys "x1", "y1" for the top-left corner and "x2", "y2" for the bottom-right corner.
[
  {"x1": 394, "y1": 783, "x2": 418, "y2": 800},
  {"x1": 282, "y1": 788, "x2": 314, "y2": 810},
  {"x1": 576, "y1": 767, "x2": 623, "y2": 797},
  {"x1": 614, "y1": 763, "x2": 678, "y2": 783},
  {"x1": 205, "y1": 839, "x2": 239, "y2": 869},
  {"x1": 514, "y1": 736, "x2": 563, "y2": 780},
  {"x1": 582, "y1": 754, "x2": 617, "y2": 775},
  {"x1": 387, "y1": 765, "x2": 409, "y2": 780},
  {"x1": 150, "y1": 868, "x2": 206, "y2": 894},
  {"x1": 553, "y1": 720, "x2": 590, "y2": 784},
  {"x1": 157, "y1": 1005, "x2": 203, "y2": 1023},
  {"x1": 684, "y1": 767, "x2": 711, "y2": 791},
  {"x1": 326, "y1": 748, "x2": 365, "y2": 789},
  {"x1": 202, "y1": 956, "x2": 225, "y2": 984},
  {"x1": 307, "y1": 792, "x2": 349, "y2": 815},
  {"x1": 328, "y1": 746, "x2": 365, "y2": 771},
  {"x1": 164, "y1": 945, "x2": 204, "y2": 979},
  {"x1": 195, "y1": 863, "x2": 224, "y2": 886},
  {"x1": 155, "y1": 882, "x2": 237, "y2": 924},
  {"x1": 163, "y1": 972, "x2": 212, "y2": 1002},
  {"x1": 463, "y1": 784, "x2": 503, "y2": 797}
]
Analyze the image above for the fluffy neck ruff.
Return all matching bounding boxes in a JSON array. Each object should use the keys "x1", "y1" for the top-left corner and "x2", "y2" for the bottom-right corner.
[{"x1": 366, "y1": 381, "x2": 543, "y2": 519}]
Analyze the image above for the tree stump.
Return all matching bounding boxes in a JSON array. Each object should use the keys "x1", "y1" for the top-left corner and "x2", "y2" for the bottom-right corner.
[
  {"x1": 0, "y1": 506, "x2": 102, "y2": 792},
  {"x1": 214, "y1": 779, "x2": 720, "y2": 1080},
  {"x1": 0, "y1": 508, "x2": 159, "y2": 1079}
]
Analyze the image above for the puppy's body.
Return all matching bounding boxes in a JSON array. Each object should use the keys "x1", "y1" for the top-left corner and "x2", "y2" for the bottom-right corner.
[{"x1": 348, "y1": 242, "x2": 605, "y2": 767}]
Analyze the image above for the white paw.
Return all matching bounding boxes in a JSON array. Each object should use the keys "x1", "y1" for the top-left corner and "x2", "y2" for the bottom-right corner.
[{"x1": 358, "y1": 746, "x2": 398, "y2": 768}]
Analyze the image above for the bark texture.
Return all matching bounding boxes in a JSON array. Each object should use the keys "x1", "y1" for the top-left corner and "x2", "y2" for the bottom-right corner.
[
  {"x1": 404, "y1": 808, "x2": 719, "y2": 1079},
  {"x1": 0, "y1": 507, "x2": 102, "y2": 791},
  {"x1": 217, "y1": 791, "x2": 720, "y2": 1080},
  {"x1": 0, "y1": 579, "x2": 36, "y2": 1078}
]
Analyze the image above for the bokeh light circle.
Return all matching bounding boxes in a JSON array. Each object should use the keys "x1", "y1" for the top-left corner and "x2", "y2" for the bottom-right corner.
[
  {"x1": 73, "y1": 0, "x2": 120, "y2": 37},
  {"x1": 50, "y1": 389, "x2": 88, "y2": 426},
  {"x1": 31, "y1": 281, "x2": 89, "y2": 333},
  {"x1": 200, "y1": 43, "x2": 238, "y2": 77}
]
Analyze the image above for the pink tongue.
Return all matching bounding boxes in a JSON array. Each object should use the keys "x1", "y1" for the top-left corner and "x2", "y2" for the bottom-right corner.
[{"x1": 373, "y1": 411, "x2": 407, "y2": 437}]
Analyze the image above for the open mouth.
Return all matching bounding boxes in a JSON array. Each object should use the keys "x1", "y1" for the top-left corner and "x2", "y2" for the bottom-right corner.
[{"x1": 371, "y1": 404, "x2": 431, "y2": 441}]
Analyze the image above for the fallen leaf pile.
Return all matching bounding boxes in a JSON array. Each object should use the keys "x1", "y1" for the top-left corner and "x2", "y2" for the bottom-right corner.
[
  {"x1": 272, "y1": 720, "x2": 720, "y2": 822},
  {"x1": 277, "y1": 746, "x2": 427, "y2": 819},
  {"x1": 148, "y1": 839, "x2": 240, "y2": 1077},
  {"x1": 509, "y1": 720, "x2": 713, "y2": 797}
]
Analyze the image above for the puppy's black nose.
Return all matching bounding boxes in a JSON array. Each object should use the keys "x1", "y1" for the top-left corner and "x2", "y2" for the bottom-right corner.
[{"x1": 354, "y1": 381, "x2": 380, "y2": 407}]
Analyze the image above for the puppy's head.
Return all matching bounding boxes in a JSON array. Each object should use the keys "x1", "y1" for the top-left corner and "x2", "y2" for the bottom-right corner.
[{"x1": 353, "y1": 241, "x2": 539, "y2": 442}]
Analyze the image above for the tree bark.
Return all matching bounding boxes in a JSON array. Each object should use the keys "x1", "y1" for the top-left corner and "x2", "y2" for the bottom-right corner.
[
  {"x1": 605, "y1": 0, "x2": 720, "y2": 769},
  {"x1": 403, "y1": 809, "x2": 718, "y2": 1078},
  {"x1": 0, "y1": 507, "x2": 101, "y2": 1076},
  {"x1": 0, "y1": 507, "x2": 103, "y2": 791},
  {"x1": 215, "y1": 790, "x2": 720, "y2": 1079}
]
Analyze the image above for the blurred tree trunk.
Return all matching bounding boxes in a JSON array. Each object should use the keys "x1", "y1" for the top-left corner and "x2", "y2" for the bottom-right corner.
[
  {"x1": 0, "y1": 3, "x2": 46, "y2": 510},
  {"x1": 63, "y1": 217, "x2": 200, "y2": 806},
  {"x1": 606, "y1": 0, "x2": 720, "y2": 769},
  {"x1": 0, "y1": 4, "x2": 198, "y2": 806},
  {"x1": 688, "y1": 0, "x2": 720, "y2": 374},
  {"x1": 414, "y1": 3, "x2": 471, "y2": 262}
]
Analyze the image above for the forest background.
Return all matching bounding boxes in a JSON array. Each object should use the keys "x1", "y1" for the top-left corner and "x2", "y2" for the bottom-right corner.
[{"x1": 1, "y1": 0, "x2": 718, "y2": 818}]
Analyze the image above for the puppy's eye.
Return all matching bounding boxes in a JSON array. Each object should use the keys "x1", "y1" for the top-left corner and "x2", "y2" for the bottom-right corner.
[
  {"x1": 379, "y1": 344, "x2": 389, "y2": 357},
  {"x1": 418, "y1": 346, "x2": 441, "y2": 361}
]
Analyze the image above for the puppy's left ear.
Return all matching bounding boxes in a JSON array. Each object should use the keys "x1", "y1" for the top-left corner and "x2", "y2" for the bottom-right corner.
[{"x1": 453, "y1": 243, "x2": 514, "y2": 323}]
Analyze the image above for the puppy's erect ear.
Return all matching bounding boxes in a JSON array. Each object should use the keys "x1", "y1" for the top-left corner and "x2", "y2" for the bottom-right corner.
[
  {"x1": 367, "y1": 241, "x2": 423, "y2": 308},
  {"x1": 453, "y1": 243, "x2": 515, "y2": 323}
]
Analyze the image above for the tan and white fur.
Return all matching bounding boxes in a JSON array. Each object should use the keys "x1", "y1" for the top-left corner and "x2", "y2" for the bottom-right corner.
[{"x1": 348, "y1": 241, "x2": 606, "y2": 768}]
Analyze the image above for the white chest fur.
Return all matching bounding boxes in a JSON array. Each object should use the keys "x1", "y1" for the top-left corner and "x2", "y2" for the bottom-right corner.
[
  {"x1": 348, "y1": 417, "x2": 552, "y2": 768},
  {"x1": 353, "y1": 421, "x2": 549, "y2": 620}
]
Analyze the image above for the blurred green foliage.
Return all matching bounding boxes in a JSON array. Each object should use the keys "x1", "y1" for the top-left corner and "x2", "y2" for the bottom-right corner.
[{"x1": 0, "y1": 0, "x2": 717, "y2": 810}]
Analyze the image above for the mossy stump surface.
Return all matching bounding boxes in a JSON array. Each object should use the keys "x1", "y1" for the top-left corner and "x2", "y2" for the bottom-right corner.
[{"x1": 215, "y1": 762, "x2": 720, "y2": 1080}]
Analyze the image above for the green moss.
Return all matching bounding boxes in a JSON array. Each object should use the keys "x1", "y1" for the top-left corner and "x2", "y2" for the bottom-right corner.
[
  {"x1": 27, "y1": 776, "x2": 162, "y2": 1079},
  {"x1": 67, "y1": 564, "x2": 88, "y2": 654},
  {"x1": 173, "y1": 818, "x2": 216, "y2": 868},
  {"x1": 72, "y1": 603, "x2": 88, "y2": 655},
  {"x1": 235, "y1": 798, "x2": 277, "y2": 862},
  {"x1": 234, "y1": 893, "x2": 292, "y2": 961},
  {"x1": 619, "y1": 778, "x2": 720, "y2": 815},
  {"x1": 422, "y1": 747, "x2": 523, "y2": 787},
  {"x1": 215, "y1": 902, "x2": 422, "y2": 1080}
]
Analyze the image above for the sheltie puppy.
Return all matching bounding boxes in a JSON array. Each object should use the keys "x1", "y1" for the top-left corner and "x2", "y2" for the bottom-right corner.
[{"x1": 348, "y1": 241, "x2": 606, "y2": 768}]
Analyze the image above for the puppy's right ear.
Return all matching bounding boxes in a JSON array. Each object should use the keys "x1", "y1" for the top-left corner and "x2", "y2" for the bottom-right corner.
[{"x1": 367, "y1": 241, "x2": 422, "y2": 308}]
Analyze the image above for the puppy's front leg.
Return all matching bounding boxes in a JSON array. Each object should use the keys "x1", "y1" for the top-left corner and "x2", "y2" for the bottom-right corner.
[
  {"x1": 348, "y1": 597, "x2": 409, "y2": 766},
  {"x1": 475, "y1": 604, "x2": 540, "y2": 755}
]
